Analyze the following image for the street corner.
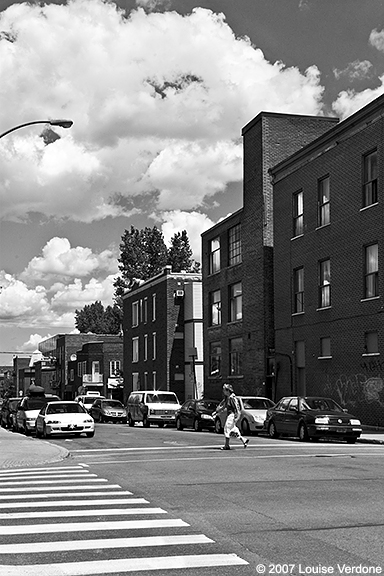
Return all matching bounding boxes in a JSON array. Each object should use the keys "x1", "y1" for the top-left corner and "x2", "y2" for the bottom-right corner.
[{"x1": 0, "y1": 428, "x2": 70, "y2": 469}]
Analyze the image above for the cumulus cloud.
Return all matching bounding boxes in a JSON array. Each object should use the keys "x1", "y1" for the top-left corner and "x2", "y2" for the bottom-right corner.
[
  {"x1": 332, "y1": 74, "x2": 384, "y2": 119},
  {"x1": 369, "y1": 28, "x2": 384, "y2": 52},
  {"x1": 0, "y1": 0, "x2": 326, "y2": 224},
  {"x1": 333, "y1": 60, "x2": 373, "y2": 81},
  {"x1": 160, "y1": 210, "x2": 216, "y2": 261},
  {"x1": 19, "y1": 237, "x2": 118, "y2": 284}
]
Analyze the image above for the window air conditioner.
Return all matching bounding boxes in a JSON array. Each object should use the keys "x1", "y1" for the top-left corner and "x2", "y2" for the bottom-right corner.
[{"x1": 175, "y1": 290, "x2": 184, "y2": 298}]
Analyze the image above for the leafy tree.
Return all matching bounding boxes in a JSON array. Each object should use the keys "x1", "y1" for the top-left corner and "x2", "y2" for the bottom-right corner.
[
  {"x1": 167, "y1": 230, "x2": 200, "y2": 273},
  {"x1": 75, "y1": 301, "x2": 121, "y2": 334}
]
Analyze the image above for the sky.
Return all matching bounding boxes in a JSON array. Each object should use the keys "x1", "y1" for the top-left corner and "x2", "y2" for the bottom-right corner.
[{"x1": 0, "y1": 0, "x2": 383, "y2": 365}]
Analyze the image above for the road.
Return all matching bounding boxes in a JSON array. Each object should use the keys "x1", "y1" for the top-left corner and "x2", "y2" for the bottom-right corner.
[{"x1": 1, "y1": 423, "x2": 383, "y2": 576}]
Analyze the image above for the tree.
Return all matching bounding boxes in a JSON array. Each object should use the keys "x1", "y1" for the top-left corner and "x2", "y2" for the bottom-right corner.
[
  {"x1": 75, "y1": 301, "x2": 121, "y2": 334},
  {"x1": 167, "y1": 230, "x2": 200, "y2": 273}
]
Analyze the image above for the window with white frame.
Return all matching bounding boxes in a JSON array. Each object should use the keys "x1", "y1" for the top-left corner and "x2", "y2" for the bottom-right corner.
[
  {"x1": 229, "y1": 282, "x2": 242, "y2": 321},
  {"x1": 319, "y1": 259, "x2": 331, "y2": 308},
  {"x1": 364, "y1": 331, "x2": 379, "y2": 355},
  {"x1": 363, "y1": 150, "x2": 378, "y2": 207},
  {"x1": 320, "y1": 337, "x2": 331, "y2": 358},
  {"x1": 144, "y1": 298, "x2": 148, "y2": 323},
  {"x1": 110, "y1": 360, "x2": 121, "y2": 377},
  {"x1": 144, "y1": 334, "x2": 148, "y2": 361},
  {"x1": 229, "y1": 337, "x2": 243, "y2": 375},
  {"x1": 152, "y1": 332, "x2": 157, "y2": 360},
  {"x1": 209, "y1": 342, "x2": 221, "y2": 377},
  {"x1": 318, "y1": 176, "x2": 330, "y2": 227},
  {"x1": 228, "y1": 225, "x2": 241, "y2": 266},
  {"x1": 209, "y1": 237, "x2": 220, "y2": 274},
  {"x1": 132, "y1": 301, "x2": 139, "y2": 327},
  {"x1": 132, "y1": 337, "x2": 139, "y2": 363},
  {"x1": 152, "y1": 294, "x2": 156, "y2": 321},
  {"x1": 364, "y1": 243, "x2": 379, "y2": 299},
  {"x1": 152, "y1": 371, "x2": 156, "y2": 388},
  {"x1": 293, "y1": 190, "x2": 303, "y2": 237},
  {"x1": 293, "y1": 267, "x2": 304, "y2": 313},
  {"x1": 210, "y1": 289, "x2": 221, "y2": 325},
  {"x1": 144, "y1": 372, "x2": 148, "y2": 389}
]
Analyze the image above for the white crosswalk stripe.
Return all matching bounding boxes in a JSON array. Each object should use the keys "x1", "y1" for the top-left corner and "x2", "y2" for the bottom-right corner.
[{"x1": 0, "y1": 464, "x2": 249, "y2": 574}]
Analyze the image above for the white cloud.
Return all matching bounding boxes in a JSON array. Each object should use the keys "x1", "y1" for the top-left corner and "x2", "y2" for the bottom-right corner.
[
  {"x1": 332, "y1": 75, "x2": 384, "y2": 119},
  {"x1": 369, "y1": 28, "x2": 384, "y2": 52},
  {"x1": 0, "y1": 0, "x2": 326, "y2": 223},
  {"x1": 160, "y1": 210, "x2": 215, "y2": 262},
  {"x1": 20, "y1": 237, "x2": 118, "y2": 284},
  {"x1": 333, "y1": 60, "x2": 373, "y2": 81}
]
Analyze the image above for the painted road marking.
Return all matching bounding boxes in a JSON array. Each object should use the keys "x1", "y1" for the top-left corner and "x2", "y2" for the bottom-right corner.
[
  {"x1": 0, "y1": 484, "x2": 121, "y2": 493},
  {"x1": 0, "y1": 478, "x2": 107, "y2": 486},
  {"x1": 0, "y1": 507, "x2": 166, "y2": 519},
  {"x1": 0, "y1": 490, "x2": 132, "y2": 500},
  {"x1": 0, "y1": 554, "x2": 248, "y2": 575},
  {"x1": 0, "y1": 498, "x2": 148, "y2": 509},
  {"x1": 0, "y1": 518, "x2": 189, "y2": 535},
  {"x1": 0, "y1": 473, "x2": 96, "y2": 481}
]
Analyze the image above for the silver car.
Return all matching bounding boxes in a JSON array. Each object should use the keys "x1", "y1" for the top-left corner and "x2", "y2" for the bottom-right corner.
[{"x1": 214, "y1": 396, "x2": 275, "y2": 435}]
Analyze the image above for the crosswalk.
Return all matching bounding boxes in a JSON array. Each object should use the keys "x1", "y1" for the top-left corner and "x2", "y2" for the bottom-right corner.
[{"x1": 0, "y1": 464, "x2": 249, "y2": 575}]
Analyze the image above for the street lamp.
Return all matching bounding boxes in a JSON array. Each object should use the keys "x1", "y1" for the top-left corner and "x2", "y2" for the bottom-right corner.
[{"x1": 0, "y1": 119, "x2": 73, "y2": 139}]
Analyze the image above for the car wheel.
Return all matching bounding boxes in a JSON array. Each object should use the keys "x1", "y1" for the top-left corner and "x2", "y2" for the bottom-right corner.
[
  {"x1": 298, "y1": 422, "x2": 309, "y2": 441},
  {"x1": 36, "y1": 426, "x2": 42, "y2": 438},
  {"x1": 24, "y1": 422, "x2": 31, "y2": 436},
  {"x1": 99, "y1": 414, "x2": 104, "y2": 423},
  {"x1": 193, "y1": 418, "x2": 201, "y2": 432},
  {"x1": 143, "y1": 416, "x2": 150, "y2": 428},
  {"x1": 268, "y1": 420, "x2": 280, "y2": 439},
  {"x1": 158, "y1": 422, "x2": 164, "y2": 428},
  {"x1": 176, "y1": 417, "x2": 183, "y2": 430},
  {"x1": 86, "y1": 431, "x2": 95, "y2": 438},
  {"x1": 128, "y1": 415, "x2": 135, "y2": 427},
  {"x1": 214, "y1": 418, "x2": 223, "y2": 434},
  {"x1": 241, "y1": 419, "x2": 250, "y2": 435},
  {"x1": 346, "y1": 437, "x2": 356, "y2": 444}
]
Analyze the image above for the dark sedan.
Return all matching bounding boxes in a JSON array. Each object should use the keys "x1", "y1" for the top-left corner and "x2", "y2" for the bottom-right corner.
[
  {"x1": 265, "y1": 396, "x2": 362, "y2": 443},
  {"x1": 175, "y1": 399, "x2": 219, "y2": 431}
]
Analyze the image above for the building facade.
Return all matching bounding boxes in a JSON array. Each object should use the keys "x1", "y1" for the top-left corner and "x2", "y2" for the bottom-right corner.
[
  {"x1": 271, "y1": 94, "x2": 383, "y2": 426},
  {"x1": 202, "y1": 112, "x2": 339, "y2": 400},
  {"x1": 122, "y1": 266, "x2": 203, "y2": 403}
]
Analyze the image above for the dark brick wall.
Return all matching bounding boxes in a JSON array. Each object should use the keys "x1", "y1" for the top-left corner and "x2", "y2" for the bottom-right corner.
[{"x1": 273, "y1": 102, "x2": 384, "y2": 425}]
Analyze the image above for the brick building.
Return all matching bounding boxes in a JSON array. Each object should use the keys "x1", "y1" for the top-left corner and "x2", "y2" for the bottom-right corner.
[
  {"x1": 271, "y1": 94, "x2": 383, "y2": 426},
  {"x1": 202, "y1": 112, "x2": 338, "y2": 400},
  {"x1": 122, "y1": 266, "x2": 203, "y2": 403}
]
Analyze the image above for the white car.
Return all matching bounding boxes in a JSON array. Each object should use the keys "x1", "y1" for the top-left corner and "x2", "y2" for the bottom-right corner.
[
  {"x1": 36, "y1": 401, "x2": 95, "y2": 438},
  {"x1": 74, "y1": 393, "x2": 105, "y2": 413},
  {"x1": 214, "y1": 396, "x2": 275, "y2": 435}
]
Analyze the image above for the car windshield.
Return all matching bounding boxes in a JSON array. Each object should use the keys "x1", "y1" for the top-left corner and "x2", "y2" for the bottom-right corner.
[
  {"x1": 23, "y1": 397, "x2": 48, "y2": 410},
  {"x1": 301, "y1": 398, "x2": 343, "y2": 412},
  {"x1": 47, "y1": 403, "x2": 86, "y2": 414},
  {"x1": 146, "y1": 393, "x2": 178, "y2": 404},
  {"x1": 242, "y1": 398, "x2": 275, "y2": 410},
  {"x1": 102, "y1": 401, "x2": 123, "y2": 408},
  {"x1": 196, "y1": 400, "x2": 219, "y2": 411}
]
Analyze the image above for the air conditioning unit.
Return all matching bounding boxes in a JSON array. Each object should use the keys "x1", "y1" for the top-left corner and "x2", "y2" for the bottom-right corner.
[{"x1": 175, "y1": 290, "x2": 184, "y2": 298}]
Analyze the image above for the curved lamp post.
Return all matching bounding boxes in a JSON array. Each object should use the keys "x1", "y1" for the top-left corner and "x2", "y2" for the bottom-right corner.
[{"x1": 0, "y1": 119, "x2": 73, "y2": 139}]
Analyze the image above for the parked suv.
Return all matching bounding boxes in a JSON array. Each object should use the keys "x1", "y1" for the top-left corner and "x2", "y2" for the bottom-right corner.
[
  {"x1": 16, "y1": 394, "x2": 60, "y2": 435},
  {"x1": 126, "y1": 390, "x2": 181, "y2": 427}
]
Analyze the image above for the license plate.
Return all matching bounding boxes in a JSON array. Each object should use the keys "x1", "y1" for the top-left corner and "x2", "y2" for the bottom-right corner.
[{"x1": 336, "y1": 428, "x2": 347, "y2": 433}]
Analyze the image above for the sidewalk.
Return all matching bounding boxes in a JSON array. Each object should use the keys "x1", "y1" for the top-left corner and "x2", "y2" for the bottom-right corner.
[
  {"x1": 0, "y1": 425, "x2": 383, "y2": 470},
  {"x1": 0, "y1": 427, "x2": 69, "y2": 469}
]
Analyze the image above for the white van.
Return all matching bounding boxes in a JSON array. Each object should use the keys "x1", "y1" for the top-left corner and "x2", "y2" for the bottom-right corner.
[{"x1": 126, "y1": 390, "x2": 181, "y2": 428}]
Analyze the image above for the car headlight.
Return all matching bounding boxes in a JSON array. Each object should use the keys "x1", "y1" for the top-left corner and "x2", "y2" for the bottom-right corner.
[
  {"x1": 46, "y1": 420, "x2": 60, "y2": 425},
  {"x1": 84, "y1": 419, "x2": 93, "y2": 424},
  {"x1": 251, "y1": 415, "x2": 264, "y2": 423},
  {"x1": 315, "y1": 416, "x2": 330, "y2": 424},
  {"x1": 201, "y1": 414, "x2": 213, "y2": 420},
  {"x1": 350, "y1": 419, "x2": 361, "y2": 425}
]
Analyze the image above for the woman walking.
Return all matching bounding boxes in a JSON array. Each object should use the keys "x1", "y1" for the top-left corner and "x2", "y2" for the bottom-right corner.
[{"x1": 221, "y1": 383, "x2": 249, "y2": 450}]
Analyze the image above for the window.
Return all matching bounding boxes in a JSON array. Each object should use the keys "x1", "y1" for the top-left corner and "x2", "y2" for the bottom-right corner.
[
  {"x1": 152, "y1": 332, "x2": 157, "y2": 360},
  {"x1": 318, "y1": 176, "x2": 330, "y2": 226},
  {"x1": 209, "y1": 237, "x2": 220, "y2": 274},
  {"x1": 229, "y1": 337, "x2": 243, "y2": 376},
  {"x1": 364, "y1": 243, "x2": 379, "y2": 298},
  {"x1": 132, "y1": 337, "x2": 139, "y2": 363},
  {"x1": 364, "y1": 331, "x2": 379, "y2": 355},
  {"x1": 228, "y1": 224, "x2": 241, "y2": 266},
  {"x1": 319, "y1": 259, "x2": 331, "y2": 308},
  {"x1": 363, "y1": 150, "x2": 378, "y2": 207},
  {"x1": 229, "y1": 282, "x2": 242, "y2": 321},
  {"x1": 144, "y1": 334, "x2": 148, "y2": 361},
  {"x1": 132, "y1": 301, "x2": 139, "y2": 327},
  {"x1": 320, "y1": 337, "x2": 331, "y2": 358},
  {"x1": 110, "y1": 360, "x2": 121, "y2": 377},
  {"x1": 210, "y1": 290, "x2": 221, "y2": 325},
  {"x1": 144, "y1": 372, "x2": 148, "y2": 389},
  {"x1": 82, "y1": 361, "x2": 87, "y2": 375},
  {"x1": 143, "y1": 298, "x2": 148, "y2": 323},
  {"x1": 152, "y1": 294, "x2": 156, "y2": 321},
  {"x1": 209, "y1": 342, "x2": 221, "y2": 377},
  {"x1": 152, "y1": 371, "x2": 156, "y2": 388},
  {"x1": 293, "y1": 267, "x2": 304, "y2": 313},
  {"x1": 293, "y1": 190, "x2": 303, "y2": 237}
]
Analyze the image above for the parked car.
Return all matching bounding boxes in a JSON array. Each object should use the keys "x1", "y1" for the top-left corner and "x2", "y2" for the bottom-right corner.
[
  {"x1": 214, "y1": 396, "x2": 275, "y2": 435},
  {"x1": 264, "y1": 396, "x2": 362, "y2": 443},
  {"x1": 74, "y1": 393, "x2": 105, "y2": 413},
  {"x1": 0, "y1": 397, "x2": 20, "y2": 429},
  {"x1": 175, "y1": 399, "x2": 220, "y2": 431},
  {"x1": 126, "y1": 390, "x2": 181, "y2": 427},
  {"x1": 36, "y1": 401, "x2": 95, "y2": 438},
  {"x1": 90, "y1": 398, "x2": 126, "y2": 423},
  {"x1": 16, "y1": 394, "x2": 60, "y2": 435}
]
